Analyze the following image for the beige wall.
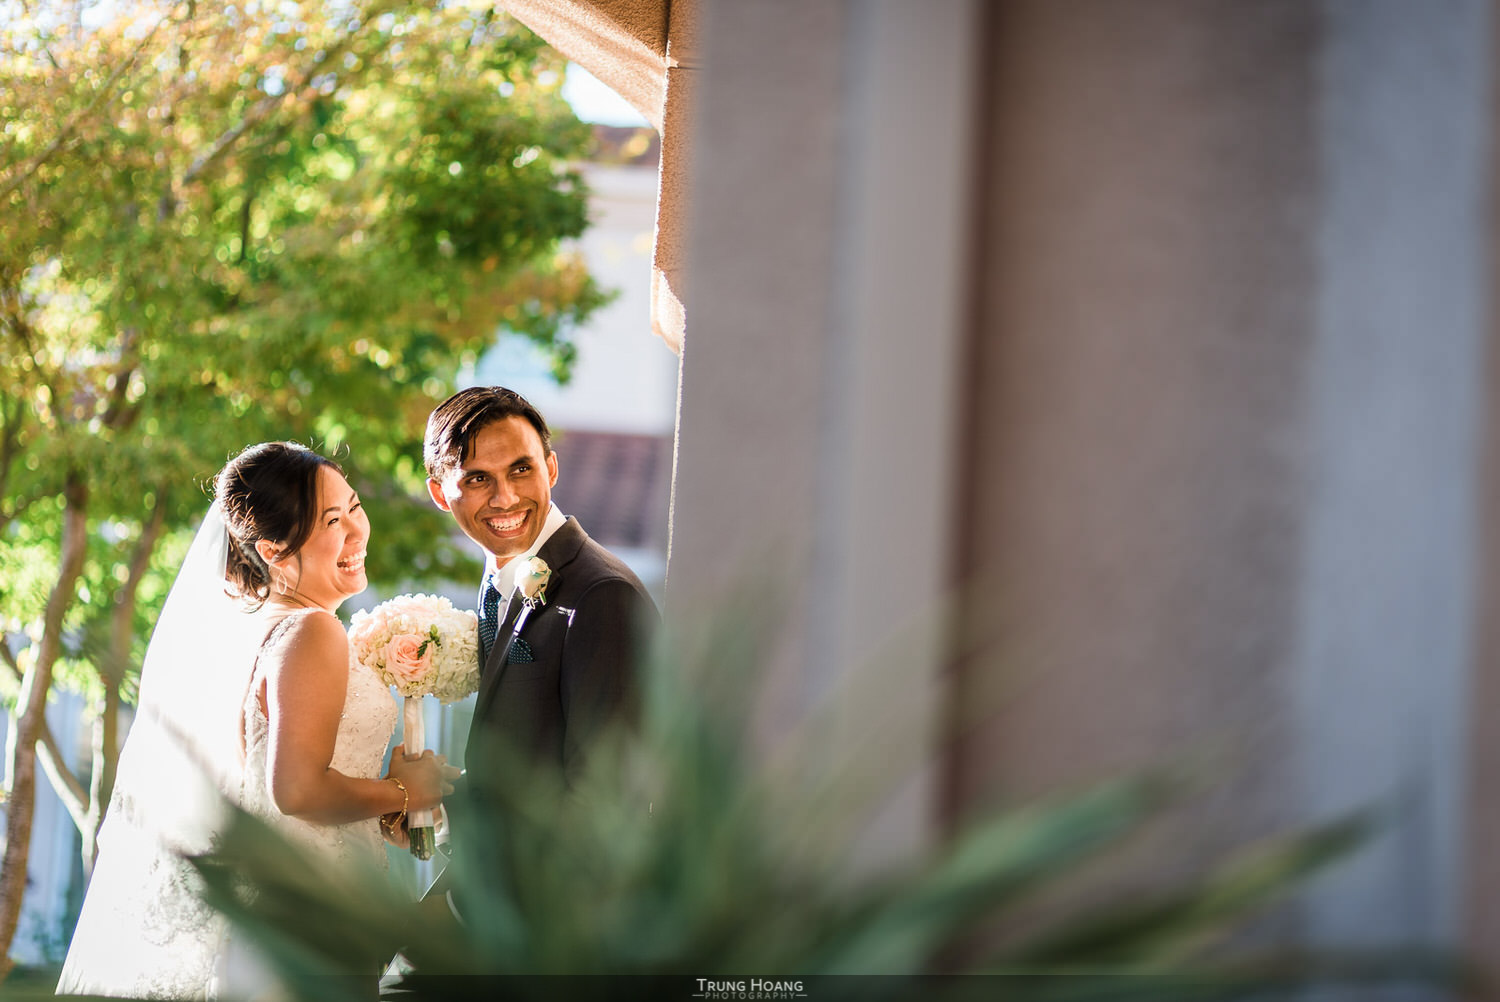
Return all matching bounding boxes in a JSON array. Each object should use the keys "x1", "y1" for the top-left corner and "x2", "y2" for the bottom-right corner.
[
  {"x1": 665, "y1": 0, "x2": 1497, "y2": 956},
  {"x1": 951, "y1": 0, "x2": 1322, "y2": 888},
  {"x1": 514, "y1": 0, "x2": 1500, "y2": 962},
  {"x1": 666, "y1": 0, "x2": 980, "y2": 865},
  {"x1": 500, "y1": 0, "x2": 697, "y2": 352},
  {"x1": 955, "y1": 0, "x2": 1495, "y2": 952}
]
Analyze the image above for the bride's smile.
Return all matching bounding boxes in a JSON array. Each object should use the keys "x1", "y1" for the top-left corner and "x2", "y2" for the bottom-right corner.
[{"x1": 262, "y1": 466, "x2": 370, "y2": 611}]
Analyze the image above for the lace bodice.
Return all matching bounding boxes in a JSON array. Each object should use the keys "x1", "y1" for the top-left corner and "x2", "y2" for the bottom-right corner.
[{"x1": 240, "y1": 607, "x2": 399, "y2": 867}]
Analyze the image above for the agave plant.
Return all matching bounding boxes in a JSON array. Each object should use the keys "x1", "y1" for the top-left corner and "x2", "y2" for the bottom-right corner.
[
  {"x1": 176, "y1": 775, "x2": 1386, "y2": 1002},
  {"x1": 175, "y1": 598, "x2": 1459, "y2": 1002},
  {"x1": 16, "y1": 596, "x2": 1459, "y2": 1001}
]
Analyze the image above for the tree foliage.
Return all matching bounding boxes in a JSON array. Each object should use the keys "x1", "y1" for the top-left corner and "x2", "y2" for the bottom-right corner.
[{"x1": 0, "y1": 0, "x2": 610, "y2": 973}]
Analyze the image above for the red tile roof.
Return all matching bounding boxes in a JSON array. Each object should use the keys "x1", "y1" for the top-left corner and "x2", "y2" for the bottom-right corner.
[
  {"x1": 550, "y1": 429, "x2": 671, "y2": 552},
  {"x1": 588, "y1": 125, "x2": 661, "y2": 168}
]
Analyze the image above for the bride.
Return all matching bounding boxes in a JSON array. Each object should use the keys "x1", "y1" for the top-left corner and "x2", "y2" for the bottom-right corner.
[{"x1": 57, "y1": 442, "x2": 456, "y2": 998}]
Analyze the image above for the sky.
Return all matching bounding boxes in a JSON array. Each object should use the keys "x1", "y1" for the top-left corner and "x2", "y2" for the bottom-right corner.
[{"x1": 562, "y1": 62, "x2": 650, "y2": 127}]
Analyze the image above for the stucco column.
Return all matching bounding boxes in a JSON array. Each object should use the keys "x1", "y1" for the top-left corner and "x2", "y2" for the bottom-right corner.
[
  {"x1": 954, "y1": 0, "x2": 1492, "y2": 949},
  {"x1": 667, "y1": 0, "x2": 980, "y2": 863},
  {"x1": 499, "y1": 0, "x2": 697, "y2": 353},
  {"x1": 656, "y1": 0, "x2": 1495, "y2": 952}
]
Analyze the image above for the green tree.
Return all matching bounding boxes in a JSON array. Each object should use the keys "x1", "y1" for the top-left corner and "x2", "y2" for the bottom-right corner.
[{"x1": 0, "y1": 0, "x2": 609, "y2": 974}]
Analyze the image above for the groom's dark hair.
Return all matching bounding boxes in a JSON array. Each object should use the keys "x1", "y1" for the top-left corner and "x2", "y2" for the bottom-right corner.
[{"x1": 424, "y1": 385, "x2": 553, "y2": 478}]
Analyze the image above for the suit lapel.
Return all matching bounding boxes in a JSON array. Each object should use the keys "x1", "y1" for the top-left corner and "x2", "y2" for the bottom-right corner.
[
  {"x1": 538, "y1": 517, "x2": 586, "y2": 585},
  {"x1": 472, "y1": 518, "x2": 590, "y2": 717}
]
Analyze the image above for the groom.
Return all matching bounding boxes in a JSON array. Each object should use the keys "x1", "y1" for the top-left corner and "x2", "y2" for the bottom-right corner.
[{"x1": 424, "y1": 386, "x2": 657, "y2": 786}]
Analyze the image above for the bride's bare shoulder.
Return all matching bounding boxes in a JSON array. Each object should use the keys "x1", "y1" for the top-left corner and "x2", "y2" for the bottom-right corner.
[{"x1": 260, "y1": 607, "x2": 348, "y2": 674}]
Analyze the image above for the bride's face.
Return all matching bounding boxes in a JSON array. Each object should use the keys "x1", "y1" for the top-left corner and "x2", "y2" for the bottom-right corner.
[{"x1": 267, "y1": 466, "x2": 369, "y2": 609}]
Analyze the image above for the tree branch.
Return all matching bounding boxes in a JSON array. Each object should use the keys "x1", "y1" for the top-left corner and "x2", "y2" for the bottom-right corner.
[
  {"x1": 0, "y1": 643, "x2": 88, "y2": 832},
  {"x1": 0, "y1": 4, "x2": 181, "y2": 203},
  {"x1": 98, "y1": 327, "x2": 139, "y2": 431},
  {"x1": 0, "y1": 394, "x2": 40, "y2": 535},
  {"x1": 1, "y1": 300, "x2": 63, "y2": 425},
  {"x1": 178, "y1": 0, "x2": 402, "y2": 189},
  {"x1": 0, "y1": 393, "x2": 24, "y2": 534},
  {"x1": 0, "y1": 473, "x2": 89, "y2": 973},
  {"x1": 238, "y1": 185, "x2": 254, "y2": 266}
]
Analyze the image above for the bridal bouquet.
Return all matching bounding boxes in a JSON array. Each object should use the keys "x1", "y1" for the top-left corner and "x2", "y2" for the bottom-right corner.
[{"x1": 348, "y1": 594, "x2": 479, "y2": 858}]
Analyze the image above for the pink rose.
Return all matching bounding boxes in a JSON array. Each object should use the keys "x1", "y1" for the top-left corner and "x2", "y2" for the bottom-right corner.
[{"x1": 384, "y1": 633, "x2": 433, "y2": 685}]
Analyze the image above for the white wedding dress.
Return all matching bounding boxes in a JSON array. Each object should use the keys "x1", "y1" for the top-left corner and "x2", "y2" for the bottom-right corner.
[
  {"x1": 58, "y1": 595, "x2": 398, "y2": 999},
  {"x1": 240, "y1": 607, "x2": 398, "y2": 869}
]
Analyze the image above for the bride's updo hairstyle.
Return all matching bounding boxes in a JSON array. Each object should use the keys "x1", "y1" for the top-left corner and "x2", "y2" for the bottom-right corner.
[{"x1": 215, "y1": 442, "x2": 341, "y2": 609}]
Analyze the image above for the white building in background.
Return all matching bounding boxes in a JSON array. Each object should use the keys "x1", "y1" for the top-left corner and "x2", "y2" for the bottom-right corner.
[
  {"x1": 467, "y1": 127, "x2": 677, "y2": 596},
  {"x1": 479, "y1": 162, "x2": 672, "y2": 436}
]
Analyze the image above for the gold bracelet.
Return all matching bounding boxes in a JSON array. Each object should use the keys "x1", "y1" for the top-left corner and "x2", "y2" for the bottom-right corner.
[{"x1": 381, "y1": 777, "x2": 408, "y2": 834}]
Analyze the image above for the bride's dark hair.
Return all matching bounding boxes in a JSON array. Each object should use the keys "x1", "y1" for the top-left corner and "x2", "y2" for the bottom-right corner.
[{"x1": 215, "y1": 442, "x2": 342, "y2": 609}]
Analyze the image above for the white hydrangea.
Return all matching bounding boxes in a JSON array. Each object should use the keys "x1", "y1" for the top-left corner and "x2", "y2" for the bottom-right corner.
[{"x1": 348, "y1": 593, "x2": 479, "y2": 703}]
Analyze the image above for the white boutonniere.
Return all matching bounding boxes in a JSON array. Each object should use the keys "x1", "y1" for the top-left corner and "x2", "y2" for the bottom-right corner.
[{"x1": 515, "y1": 556, "x2": 551, "y2": 610}]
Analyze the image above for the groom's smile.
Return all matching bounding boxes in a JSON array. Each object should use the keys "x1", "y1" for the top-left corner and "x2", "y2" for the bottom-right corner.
[
  {"x1": 427, "y1": 415, "x2": 560, "y2": 564},
  {"x1": 484, "y1": 509, "x2": 530, "y2": 537}
]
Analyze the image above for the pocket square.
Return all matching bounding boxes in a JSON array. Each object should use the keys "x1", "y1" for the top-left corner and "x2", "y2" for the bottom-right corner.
[{"x1": 507, "y1": 638, "x2": 536, "y2": 664}]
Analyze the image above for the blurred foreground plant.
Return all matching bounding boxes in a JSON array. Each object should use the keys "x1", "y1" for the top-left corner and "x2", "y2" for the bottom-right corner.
[
  {"x1": 18, "y1": 596, "x2": 1463, "y2": 1001},
  {"x1": 166, "y1": 597, "x2": 1462, "y2": 1002}
]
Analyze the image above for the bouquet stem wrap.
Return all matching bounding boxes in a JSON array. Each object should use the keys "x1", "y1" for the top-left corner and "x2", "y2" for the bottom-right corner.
[{"x1": 402, "y1": 696, "x2": 436, "y2": 860}]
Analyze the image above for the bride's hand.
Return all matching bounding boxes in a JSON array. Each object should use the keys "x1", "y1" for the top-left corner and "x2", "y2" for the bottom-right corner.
[
  {"x1": 381, "y1": 814, "x2": 410, "y2": 850},
  {"x1": 386, "y1": 745, "x2": 458, "y2": 812}
]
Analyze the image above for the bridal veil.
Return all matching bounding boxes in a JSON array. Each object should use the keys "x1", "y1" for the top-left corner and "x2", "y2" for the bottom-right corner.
[{"x1": 58, "y1": 503, "x2": 266, "y2": 998}]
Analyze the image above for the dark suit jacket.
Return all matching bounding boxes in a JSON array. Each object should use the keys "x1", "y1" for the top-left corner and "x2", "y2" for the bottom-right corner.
[
  {"x1": 465, "y1": 517, "x2": 656, "y2": 783},
  {"x1": 427, "y1": 519, "x2": 654, "y2": 909}
]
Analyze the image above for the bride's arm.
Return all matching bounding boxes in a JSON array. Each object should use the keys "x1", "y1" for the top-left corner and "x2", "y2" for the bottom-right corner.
[{"x1": 261, "y1": 611, "x2": 448, "y2": 824}]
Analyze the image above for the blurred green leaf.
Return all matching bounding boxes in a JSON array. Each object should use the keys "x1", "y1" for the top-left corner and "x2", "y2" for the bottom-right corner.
[{"x1": 162, "y1": 602, "x2": 1454, "y2": 1002}]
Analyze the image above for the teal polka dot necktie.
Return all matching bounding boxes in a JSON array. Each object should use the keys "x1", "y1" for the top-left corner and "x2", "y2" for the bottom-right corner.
[{"x1": 478, "y1": 578, "x2": 503, "y2": 663}]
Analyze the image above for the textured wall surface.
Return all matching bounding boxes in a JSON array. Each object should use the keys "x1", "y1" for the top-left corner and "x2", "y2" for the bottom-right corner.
[
  {"x1": 955, "y1": 0, "x2": 1319, "y2": 889},
  {"x1": 1295, "y1": 0, "x2": 1490, "y2": 948},
  {"x1": 956, "y1": 0, "x2": 1492, "y2": 948},
  {"x1": 666, "y1": 0, "x2": 980, "y2": 865},
  {"x1": 667, "y1": 0, "x2": 1495, "y2": 954}
]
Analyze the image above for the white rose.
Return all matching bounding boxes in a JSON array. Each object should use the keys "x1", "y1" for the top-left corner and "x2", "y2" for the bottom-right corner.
[{"x1": 515, "y1": 556, "x2": 551, "y2": 604}]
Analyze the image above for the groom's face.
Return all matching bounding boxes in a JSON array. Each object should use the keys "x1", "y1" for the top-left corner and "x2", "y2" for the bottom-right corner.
[{"x1": 427, "y1": 415, "x2": 559, "y2": 563}]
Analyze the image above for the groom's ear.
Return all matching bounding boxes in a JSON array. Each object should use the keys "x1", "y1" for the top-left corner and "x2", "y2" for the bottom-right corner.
[
  {"x1": 427, "y1": 477, "x2": 453, "y2": 512},
  {"x1": 546, "y1": 450, "x2": 558, "y2": 487}
]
